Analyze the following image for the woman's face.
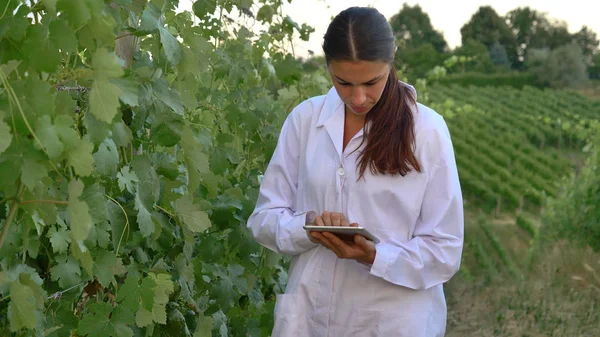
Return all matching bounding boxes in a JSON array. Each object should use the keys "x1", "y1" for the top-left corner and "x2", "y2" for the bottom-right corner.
[{"x1": 327, "y1": 60, "x2": 391, "y2": 118}]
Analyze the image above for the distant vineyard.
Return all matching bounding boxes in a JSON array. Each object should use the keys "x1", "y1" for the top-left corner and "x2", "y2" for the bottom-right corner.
[{"x1": 427, "y1": 84, "x2": 600, "y2": 214}]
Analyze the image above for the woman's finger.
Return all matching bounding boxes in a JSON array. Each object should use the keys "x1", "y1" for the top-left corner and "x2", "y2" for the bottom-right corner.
[{"x1": 331, "y1": 212, "x2": 342, "y2": 226}]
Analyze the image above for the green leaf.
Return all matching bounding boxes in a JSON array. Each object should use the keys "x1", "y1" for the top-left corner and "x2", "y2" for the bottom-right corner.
[
  {"x1": 193, "y1": 316, "x2": 215, "y2": 337},
  {"x1": 81, "y1": 183, "x2": 108, "y2": 224},
  {"x1": 117, "y1": 274, "x2": 156, "y2": 314},
  {"x1": 92, "y1": 48, "x2": 124, "y2": 79},
  {"x1": 174, "y1": 194, "x2": 211, "y2": 233},
  {"x1": 139, "y1": 3, "x2": 161, "y2": 31},
  {"x1": 71, "y1": 241, "x2": 94, "y2": 275},
  {"x1": 7, "y1": 271, "x2": 45, "y2": 332},
  {"x1": 94, "y1": 249, "x2": 125, "y2": 287},
  {"x1": 0, "y1": 118, "x2": 12, "y2": 154},
  {"x1": 90, "y1": 78, "x2": 123, "y2": 123},
  {"x1": 159, "y1": 27, "x2": 183, "y2": 66},
  {"x1": 132, "y1": 155, "x2": 160, "y2": 208},
  {"x1": 43, "y1": 0, "x2": 59, "y2": 16},
  {"x1": 181, "y1": 128, "x2": 210, "y2": 192},
  {"x1": 49, "y1": 225, "x2": 71, "y2": 254},
  {"x1": 21, "y1": 158, "x2": 47, "y2": 191},
  {"x1": 8, "y1": 280, "x2": 38, "y2": 331},
  {"x1": 50, "y1": 19, "x2": 77, "y2": 53},
  {"x1": 51, "y1": 256, "x2": 82, "y2": 288},
  {"x1": 68, "y1": 138, "x2": 95, "y2": 176},
  {"x1": 55, "y1": 115, "x2": 80, "y2": 150},
  {"x1": 135, "y1": 193, "x2": 156, "y2": 238},
  {"x1": 112, "y1": 77, "x2": 139, "y2": 107},
  {"x1": 135, "y1": 273, "x2": 174, "y2": 327},
  {"x1": 57, "y1": 0, "x2": 92, "y2": 28},
  {"x1": 68, "y1": 179, "x2": 93, "y2": 242},
  {"x1": 93, "y1": 138, "x2": 119, "y2": 176},
  {"x1": 112, "y1": 121, "x2": 133, "y2": 147},
  {"x1": 117, "y1": 166, "x2": 139, "y2": 194},
  {"x1": 193, "y1": 0, "x2": 217, "y2": 19},
  {"x1": 22, "y1": 24, "x2": 61, "y2": 73},
  {"x1": 77, "y1": 303, "x2": 134, "y2": 337},
  {"x1": 35, "y1": 115, "x2": 63, "y2": 159}
]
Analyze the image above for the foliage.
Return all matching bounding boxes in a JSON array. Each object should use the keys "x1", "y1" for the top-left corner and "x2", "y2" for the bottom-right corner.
[
  {"x1": 489, "y1": 41, "x2": 510, "y2": 67},
  {"x1": 589, "y1": 53, "x2": 600, "y2": 80},
  {"x1": 460, "y1": 6, "x2": 518, "y2": 67},
  {"x1": 389, "y1": 4, "x2": 447, "y2": 53},
  {"x1": 528, "y1": 42, "x2": 589, "y2": 88},
  {"x1": 0, "y1": 1, "x2": 328, "y2": 336},
  {"x1": 540, "y1": 126, "x2": 600, "y2": 252}
]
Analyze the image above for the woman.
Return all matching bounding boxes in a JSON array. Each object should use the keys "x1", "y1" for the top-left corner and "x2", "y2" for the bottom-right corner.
[{"x1": 247, "y1": 6, "x2": 464, "y2": 337}]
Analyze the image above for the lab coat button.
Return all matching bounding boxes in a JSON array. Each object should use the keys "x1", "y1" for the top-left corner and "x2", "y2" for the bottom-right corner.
[{"x1": 337, "y1": 167, "x2": 345, "y2": 176}]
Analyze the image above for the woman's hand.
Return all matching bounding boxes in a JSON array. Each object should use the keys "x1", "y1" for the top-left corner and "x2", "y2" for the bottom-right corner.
[{"x1": 307, "y1": 211, "x2": 377, "y2": 265}]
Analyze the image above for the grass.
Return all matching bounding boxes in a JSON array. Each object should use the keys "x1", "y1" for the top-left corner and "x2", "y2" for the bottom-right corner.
[{"x1": 445, "y1": 215, "x2": 600, "y2": 336}]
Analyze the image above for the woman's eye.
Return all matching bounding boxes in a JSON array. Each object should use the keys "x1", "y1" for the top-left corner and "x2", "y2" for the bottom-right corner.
[
  {"x1": 364, "y1": 82, "x2": 376, "y2": 87},
  {"x1": 339, "y1": 82, "x2": 351, "y2": 86}
]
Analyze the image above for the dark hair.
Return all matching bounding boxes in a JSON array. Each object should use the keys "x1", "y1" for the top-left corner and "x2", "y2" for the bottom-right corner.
[{"x1": 322, "y1": 7, "x2": 421, "y2": 179}]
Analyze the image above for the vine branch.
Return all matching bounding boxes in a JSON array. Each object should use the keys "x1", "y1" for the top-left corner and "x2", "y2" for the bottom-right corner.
[{"x1": 0, "y1": 183, "x2": 25, "y2": 251}]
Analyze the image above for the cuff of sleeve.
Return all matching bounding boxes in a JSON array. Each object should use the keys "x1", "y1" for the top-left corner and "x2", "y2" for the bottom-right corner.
[
  {"x1": 369, "y1": 243, "x2": 395, "y2": 279},
  {"x1": 279, "y1": 211, "x2": 319, "y2": 253}
]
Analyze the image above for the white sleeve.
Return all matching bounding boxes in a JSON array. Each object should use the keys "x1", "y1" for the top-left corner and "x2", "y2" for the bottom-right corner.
[
  {"x1": 369, "y1": 120, "x2": 465, "y2": 290},
  {"x1": 246, "y1": 109, "x2": 319, "y2": 255}
]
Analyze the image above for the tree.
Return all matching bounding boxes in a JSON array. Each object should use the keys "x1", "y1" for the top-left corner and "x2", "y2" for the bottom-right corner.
[
  {"x1": 505, "y1": 7, "x2": 551, "y2": 66},
  {"x1": 461, "y1": 6, "x2": 518, "y2": 67},
  {"x1": 528, "y1": 43, "x2": 588, "y2": 88},
  {"x1": 453, "y1": 39, "x2": 495, "y2": 73},
  {"x1": 489, "y1": 41, "x2": 510, "y2": 66},
  {"x1": 397, "y1": 43, "x2": 443, "y2": 80},
  {"x1": 589, "y1": 53, "x2": 600, "y2": 80},
  {"x1": 573, "y1": 26, "x2": 599, "y2": 60},
  {"x1": 389, "y1": 4, "x2": 448, "y2": 53}
]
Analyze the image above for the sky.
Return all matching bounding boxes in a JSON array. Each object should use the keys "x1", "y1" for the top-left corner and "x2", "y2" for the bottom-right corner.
[{"x1": 177, "y1": 0, "x2": 600, "y2": 59}]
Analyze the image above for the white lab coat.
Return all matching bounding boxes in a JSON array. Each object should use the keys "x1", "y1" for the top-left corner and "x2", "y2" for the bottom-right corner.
[{"x1": 247, "y1": 83, "x2": 464, "y2": 337}]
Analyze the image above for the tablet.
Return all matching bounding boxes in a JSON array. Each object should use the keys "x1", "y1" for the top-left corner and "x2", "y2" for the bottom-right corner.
[{"x1": 303, "y1": 225, "x2": 380, "y2": 244}]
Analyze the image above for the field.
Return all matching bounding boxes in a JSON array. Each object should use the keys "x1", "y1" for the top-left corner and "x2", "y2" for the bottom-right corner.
[
  {"x1": 425, "y1": 84, "x2": 600, "y2": 336},
  {"x1": 0, "y1": 2, "x2": 599, "y2": 337}
]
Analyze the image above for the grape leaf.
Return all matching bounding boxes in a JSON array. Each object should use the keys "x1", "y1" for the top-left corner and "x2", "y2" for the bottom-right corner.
[
  {"x1": 159, "y1": 27, "x2": 183, "y2": 66},
  {"x1": 51, "y1": 255, "x2": 82, "y2": 288},
  {"x1": 93, "y1": 249, "x2": 125, "y2": 287},
  {"x1": 7, "y1": 271, "x2": 45, "y2": 332},
  {"x1": 22, "y1": 24, "x2": 61, "y2": 73},
  {"x1": 68, "y1": 179, "x2": 93, "y2": 242},
  {"x1": 68, "y1": 138, "x2": 95, "y2": 176},
  {"x1": 8, "y1": 279, "x2": 38, "y2": 331},
  {"x1": 43, "y1": 0, "x2": 58, "y2": 16},
  {"x1": 111, "y1": 121, "x2": 133, "y2": 147},
  {"x1": 112, "y1": 77, "x2": 139, "y2": 107},
  {"x1": 57, "y1": 0, "x2": 92, "y2": 28},
  {"x1": 174, "y1": 194, "x2": 211, "y2": 233},
  {"x1": 35, "y1": 115, "x2": 63, "y2": 159},
  {"x1": 117, "y1": 166, "x2": 138, "y2": 194},
  {"x1": 93, "y1": 138, "x2": 119, "y2": 176},
  {"x1": 132, "y1": 155, "x2": 160, "y2": 208},
  {"x1": 0, "y1": 118, "x2": 12, "y2": 154},
  {"x1": 90, "y1": 78, "x2": 123, "y2": 123},
  {"x1": 49, "y1": 19, "x2": 77, "y2": 53},
  {"x1": 71, "y1": 241, "x2": 94, "y2": 275},
  {"x1": 21, "y1": 158, "x2": 47, "y2": 191},
  {"x1": 77, "y1": 303, "x2": 134, "y2": 337},
  {"x1": 49, "y1": 225, "x2": 71, "y2": 254},
  {"x1": 92, "y1": 48, "x2": 124, "y2": 79},
  {"x1": 193, "y1": 316, "x2": 215, "y2": 337},
  {"x1": 135, "y1": 193, "x2": 155, "y2": 238},
  {"x1": 55, "y1": 115, "x2": 79, "y2": 150},
  {"x1": 117, "y1": 274, "x2": 156, "y2": 314},
  {"x1": 135, "y1": 273, "x2": 174, "y2": 327}
]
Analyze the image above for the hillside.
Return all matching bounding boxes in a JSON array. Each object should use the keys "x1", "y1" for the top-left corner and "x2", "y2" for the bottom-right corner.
[{"x1": 425, "y1": 84, "x2": 600, "y2": 336}]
